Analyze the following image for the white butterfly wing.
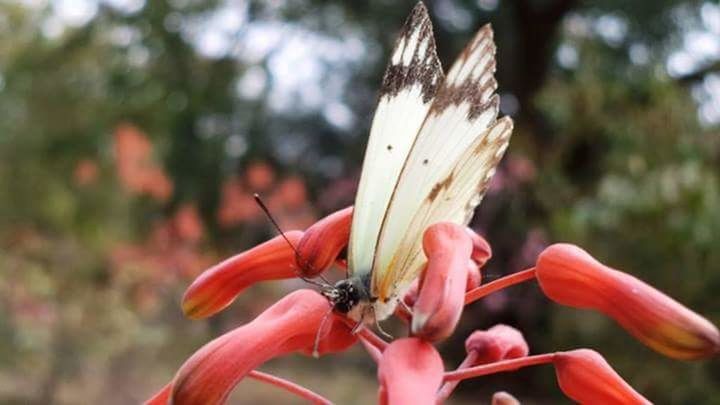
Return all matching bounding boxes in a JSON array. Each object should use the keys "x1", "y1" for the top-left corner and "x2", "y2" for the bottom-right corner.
[
  {"x1": 371, "y1": 25, "x2": 513, "y2": 317},
  {"x1": 348, "y1": 3, "x2": 443, "y2": 278}
]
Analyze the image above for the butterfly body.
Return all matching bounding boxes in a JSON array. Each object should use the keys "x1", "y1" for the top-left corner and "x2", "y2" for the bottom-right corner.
[{"x1": 328, "y1": 2, "x2": 513, "y2": 325}]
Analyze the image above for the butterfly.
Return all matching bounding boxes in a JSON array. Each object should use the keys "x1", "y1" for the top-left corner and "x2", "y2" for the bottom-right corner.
[{"x1": 322, "y1": 2, "x2": 513, "y2": 325}]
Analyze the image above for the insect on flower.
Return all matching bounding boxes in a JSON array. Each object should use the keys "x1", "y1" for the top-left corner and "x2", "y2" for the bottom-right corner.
[
  {"x1": 154, "y1": 2, "x2": 718, "y2": 404},
  {"x1": 306, "y1": 1, "x2": 512, "y2": 328}
]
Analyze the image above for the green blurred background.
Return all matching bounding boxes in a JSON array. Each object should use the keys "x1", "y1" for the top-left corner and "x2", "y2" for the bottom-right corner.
[{"x1": 1, "y1": 0, "x2": 719, "y2": 403}]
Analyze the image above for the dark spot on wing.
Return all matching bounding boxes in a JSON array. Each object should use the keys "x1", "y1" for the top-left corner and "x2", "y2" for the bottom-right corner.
[
  {"x1": 387, "y1": 144, "x2": 393, "y2": 151},
  {"x1": 427, "y1": 172, "x2": 454, "y2": 202},
  {"x1": 422, "y1": 159, "x2": 429, "y2": 165}
]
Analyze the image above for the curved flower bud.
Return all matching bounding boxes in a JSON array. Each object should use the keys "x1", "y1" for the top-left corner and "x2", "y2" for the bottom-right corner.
[
  {"x1": 144, "y1": 382, "x2": 171, "y2": 405},
  {"x1": 296, "y1": 206, "x2": 352, "y2": 277},
  {"x1": 491, "y1": 391, "x2": 520, "y2": 405},
  {"x1": 182, "y1": 231, "x2": 303, "y2": 319},
  {"x1": 465, "y1": 324, "x2": 529, "y2": 365},
  {"x1": 536, "y1": 244, "x2": 720, "y2": 360},
  {"x1": 168, "y1": 290, "x2": 355, "y2": 404},
  {"x1": 412, "y1": 223, "x2": 473, "y2": 342},
  {"x1": 403, "y1": 260, "x2": 480, "y2": 310},
  {"x1": 553, "y1": 349, "x2": 650, "y2": 404},
  {"x1": 466, "y1": 227, "x2": 492, "y2": 267},
  {"x1": 378, "y1": 338, "x2": 444, "y2": 405}
]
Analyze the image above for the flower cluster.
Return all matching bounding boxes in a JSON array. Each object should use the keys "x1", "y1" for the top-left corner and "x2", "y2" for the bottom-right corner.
[{"x1": 147, "y1": 207, "x2": 718, "y2": 404}]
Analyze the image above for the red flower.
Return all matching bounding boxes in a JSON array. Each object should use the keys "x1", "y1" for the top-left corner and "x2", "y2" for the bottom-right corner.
[
  {"x1": 536, "y1": 244, "x2": 720, "y2": 360},
  {"x1": 181, "y1": 231, "x2": 304, "y2": 319},
  {"x1": 464, "y1": 324, "x2": 529, "y2": 365},
  {"x1": 378, "y1": 338, "x2": 444, "y2": 405},
  {"x1": 169, "y1": 290, "x2": 355, "y2": 404},
  {"x1": 411, "y1": 223, "x2": 473, "y2": 342},
  {"x1": 296, "y1": 206, "x2": 353, "y2": 277},
  {"x1": 553, "y1": 349, "x2": 650, "y2": 404},
  {"x1": 490, "y1": 391, "x2": 520, "y2": 405}
]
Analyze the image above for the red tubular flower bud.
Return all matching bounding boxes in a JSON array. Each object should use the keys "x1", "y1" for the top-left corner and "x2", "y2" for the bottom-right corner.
[
  {"x1": 404, "y1": 260, "x2": 479, "y2": 310},
  {"x1": 182, "y1": 231, "x2": 303, "y2": 319},
  {"x1": 466, "y1": 227, "x2": 492, "y2": 267},
  {"x1": 378, "y1": 338, "x2": 444, "y2": 405},
  {"x1": 465, "y1": 324, "x2": 529, "y2": 365},
  {"x1": 411, "y1": 223, "x2": 473, "y2": 342},
  {"x1": 553, "y1": 349, "x2": 650, "y2": 404},
  {"x1": 166, "y1": 290, "x2": 355, "y2": 404},
  {"x1": 296, "y1": 206, "x2": 352, "y2": 277},
  {"x1": 536, "y1": 244, "x2": 720, "y2": 360},
  {"x1": 491, "y1": 391, "x2": 520, "y2": 405},
  {"x1": 144, "y1": 382, "x2": 171, "y2": 405}
]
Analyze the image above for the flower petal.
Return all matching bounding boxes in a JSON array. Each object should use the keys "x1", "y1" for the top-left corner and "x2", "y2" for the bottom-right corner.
[
  {"x1": 296, "y1": 206, "x2": 352, "y2": 276},
  {"x1": 465, "y1": 324, "x2": 529, "y2": 365},
  {"x1": 170, "y1": 290, "x2": 355, "y2": 404},
  {"x1": 466, "y1": 227, "x2": 492, "y2": 267},
  {"x1": 182, "y1": 231, "x2": 303, "y2": 319},
  {"x1": 536, "y1": 244, "x2": 720, "y2": 360},
  {"x1": 144, "y1": 382, "x2": 172, "y2": 405},
  {"x1": 378, "y1": 338, "x2": 444, "y2": 405},
  {"x1": 411, "y1": 223, "x2": 473, "y2": 342},
  {"x1": 553, "y1": 349, "x2": 650, "y2": 404}
]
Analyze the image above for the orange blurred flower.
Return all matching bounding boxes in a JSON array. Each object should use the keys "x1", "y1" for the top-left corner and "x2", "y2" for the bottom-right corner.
[
  {"x1": 114, "y1": 123, "x2": 173, "y2": 202},
  {"x1": 73, "y1": 158, "x2": 99, "y2": 186}
]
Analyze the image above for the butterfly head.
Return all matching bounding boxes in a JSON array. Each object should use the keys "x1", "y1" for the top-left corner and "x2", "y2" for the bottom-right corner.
[{"x1": 322, "y1": 278, "x2": 370, "y2": 314}]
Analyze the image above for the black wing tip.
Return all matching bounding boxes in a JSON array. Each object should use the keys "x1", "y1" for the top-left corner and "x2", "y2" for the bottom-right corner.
[
  {"x1": 403, "y1": 1, "x2": 432, "y2": 36},
  {"x1": 378, "y1": 0, "x2": 443, "y2": 102},
  {"x1": 411, "y1": 1, "x2": 429, "y2": 17}
]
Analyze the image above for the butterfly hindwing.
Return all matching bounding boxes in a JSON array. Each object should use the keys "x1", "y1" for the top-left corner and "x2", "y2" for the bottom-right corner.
[
  {"x1": 348, "y1": 2, "x2": 444, "y2": 278},
  {"x1": 370, "y1": 25, "x2": 512, "y2": 316}
]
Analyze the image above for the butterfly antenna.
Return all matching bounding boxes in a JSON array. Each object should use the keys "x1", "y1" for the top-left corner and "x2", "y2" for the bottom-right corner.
[{"x1": 253, "y1": 193, "x2": 331, "y2": 287}]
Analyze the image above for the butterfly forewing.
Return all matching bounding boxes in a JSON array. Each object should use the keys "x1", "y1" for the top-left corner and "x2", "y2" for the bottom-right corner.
[
  {"x1": 348, "y1": 2, "x2": 443, "y2": 278},
  {"x1": 370, "y1": 25, "x2": 513, "y2": 312}
]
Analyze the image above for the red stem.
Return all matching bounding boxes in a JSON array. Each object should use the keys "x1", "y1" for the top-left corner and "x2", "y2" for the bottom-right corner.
[
  {"x1": 248, "y1": 370, "x2": 332, "y2": 405},
  {"x1": 443, "y1": 353, "x2": 555, "y2": 382},
  {"x1": 359, "y1": 336, "x2": 383, "y2": 363},
  {"x1": 436, "y1": 351, "x2": 479, "y2": 403},
  {"x1": 464, "y1": 268, "x2": 537, "y2": 305},
  {"x1": 357, "y1": 327, "x2": 389, "y2": 351}
]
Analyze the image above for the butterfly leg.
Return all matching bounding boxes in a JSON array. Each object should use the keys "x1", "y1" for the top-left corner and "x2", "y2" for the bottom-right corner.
[
  {"x1": 399, "y1": 299, "x2": 414, "y2": 318},
  {"x1": 371, "y1": 306, "x2": 394, "y2": 339},
  {"x1": 312, "y1": 306, "x2": 334, "y2": 358}
]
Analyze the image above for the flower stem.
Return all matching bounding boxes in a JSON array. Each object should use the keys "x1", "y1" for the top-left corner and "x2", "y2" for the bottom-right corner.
[
  {"x1": 464, "y1": 268, "x2": 537, "y2": 305},
  {"x1": 248, "y1": 370, "x2": 332, "y2": 405},
  {"x1": 357, "y1": 327, "x2": 389, "y2": 351},
  {"x1": 436, "y1": 351, "x2": 479, "y2": 402},
  {"x1": 443, "y1": 353, "x2": 555, "y2": 382},
  {"x1": 359, "y1": 336, "x2": 383, "y2": 363}
]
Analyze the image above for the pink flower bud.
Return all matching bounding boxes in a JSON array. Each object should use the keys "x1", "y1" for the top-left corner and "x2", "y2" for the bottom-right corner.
[
  {"x1": 166, "y1": 290, "x2": 355, "y2": 404},
  {"x1": 411, "y1": 223, "x2": 473, "y2": 342},
  {"x1": 182, "y1": 231, "x2": 303, "y2": 319},
  {"x1": 491, "y1": 391, "x2": 520, "y2": 405},
  {"x1": 536, "y1": 244, "x2": 720, "y2": 360},
  {"x1": 466, "y1": 227, "x2": 492, "y2": 267},
  {"x1": 404, "y1": 260, "x2": 479, "y2": 310},
  {"x1": 296, "y1": 206, "x2": 352, "y2": 276},
  {"x1": 553, "y1": 349, "x2": 650, "y2": 404},
  {"x1": 378, "y1": 338, "x2": 444, "y2": 405},
  {"x1": 465, "y1": 324, "x2": 529, "y2": 365}
]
